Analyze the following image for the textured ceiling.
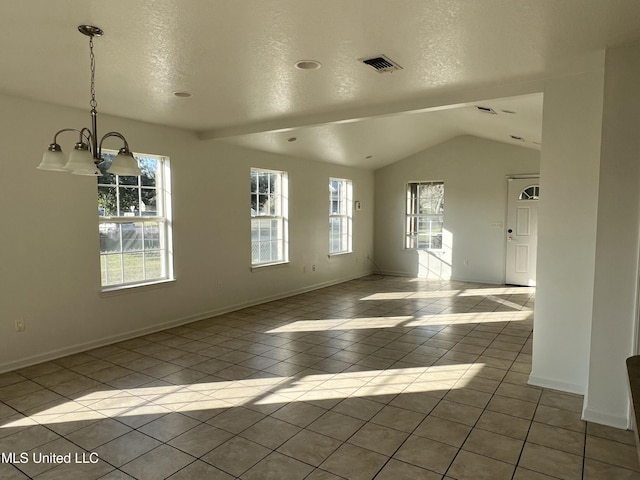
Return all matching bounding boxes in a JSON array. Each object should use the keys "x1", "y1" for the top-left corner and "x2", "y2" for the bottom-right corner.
[{"x1": 1, "y1": 1, "x2": 638, "y2": 168}]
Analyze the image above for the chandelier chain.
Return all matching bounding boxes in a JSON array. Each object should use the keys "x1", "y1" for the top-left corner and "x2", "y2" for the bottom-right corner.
[{"x1": 89, "y1": 36, "x2": 97, "y2": 110}]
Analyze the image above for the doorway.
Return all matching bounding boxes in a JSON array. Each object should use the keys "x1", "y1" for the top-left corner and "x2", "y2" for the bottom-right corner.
[{"x1": 505, "y1": 177, "x2": 539, "y2": 286}]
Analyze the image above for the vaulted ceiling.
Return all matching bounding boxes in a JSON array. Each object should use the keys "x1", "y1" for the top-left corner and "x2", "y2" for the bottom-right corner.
[{"x1": 2, "y1": 1, "x2": 639, "y2": 168}]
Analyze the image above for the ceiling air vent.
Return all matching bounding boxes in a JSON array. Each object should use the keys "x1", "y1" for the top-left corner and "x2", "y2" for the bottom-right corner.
[
  {"x1": 359, "y1": 55, "x2": 402, "y2": 73},
  {"x1": 476, "y1": 106, "x2": 497, "y2": 115}
]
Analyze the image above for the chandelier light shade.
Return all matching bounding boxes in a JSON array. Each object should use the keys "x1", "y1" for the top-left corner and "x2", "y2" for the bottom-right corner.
[
  {"x1": 108, "y1": 147, "x2": 141, "y2": 176},
  {"x1": 37, "y1": 145, "x2": 67, "y2": 171},
  {"x1": 38, "y1": 25, "x2": 141, "y2": 177}
]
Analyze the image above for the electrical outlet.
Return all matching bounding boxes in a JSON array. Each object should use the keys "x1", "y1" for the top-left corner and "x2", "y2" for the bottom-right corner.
[
  {"x1": 311, "y1": 264, "x2": 316, "y2": 272},
  {"x1": 15, "y1": 319, "x2": 25, "y2": 332}
]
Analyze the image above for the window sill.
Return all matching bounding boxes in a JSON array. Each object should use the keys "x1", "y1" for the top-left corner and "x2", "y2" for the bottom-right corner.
[
  {"x1": 251, "y1": 261, "x2": 290, "y2": 272},
  {"x1": 100, "y1": 278, "x2": 176, "y2": 297},
  {"x1": 403, "y1": 248, "x2": 446, "y2": 254},
  {"x1": 328, "y1": 251, "x2": 353, "y2": 257}
]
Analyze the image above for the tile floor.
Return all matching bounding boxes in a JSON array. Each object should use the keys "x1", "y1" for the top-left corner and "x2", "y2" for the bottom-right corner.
[{"x1": 0, "y1": 276, "x2": 639, "y2": 479}]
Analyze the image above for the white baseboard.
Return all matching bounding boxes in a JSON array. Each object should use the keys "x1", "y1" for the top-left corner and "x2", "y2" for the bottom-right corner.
[
  {"x1": 0, "y1": 271, "x2": 372, "y2": 374},
  {"x1": 582, "y1": 407, "x2": 631, "y2": 429},
  {"x1": 450, "y1": 275, "x2": 503, "y2": 285},
  {"x1": 526, "y1": 374, "x2": 633, "y2": 429},
  {"x1": 379, "y1": 270, "x2": 502, "y2": 285},
  {"x1": 379, "y1": 270, "x2": 413, "y2": 277},
  {"x1": 528, "y1": 374, "x2": 585, "y2": 395}
]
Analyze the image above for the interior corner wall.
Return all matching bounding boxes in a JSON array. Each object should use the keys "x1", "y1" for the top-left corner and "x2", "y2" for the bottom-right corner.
[
  {"x1": 0, "y1": 93, "x2": 374, "y2": 372},
  {"x1": 529, "y1": 65, "x2": 604, "y2": 395},
  {"x1": 373, "y1": 135, "x2": 539, "y2": 283},
  {"x1": 584, "y1": 43, "x2": 640, "y2": 428}
]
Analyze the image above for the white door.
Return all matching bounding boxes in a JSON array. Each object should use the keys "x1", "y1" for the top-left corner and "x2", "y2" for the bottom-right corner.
[{"x1": 505, "y1": 177, "x2": 539, "y2": 286}]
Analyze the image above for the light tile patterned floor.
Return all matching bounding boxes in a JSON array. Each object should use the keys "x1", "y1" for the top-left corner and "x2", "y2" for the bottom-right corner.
[{"x1": 0, "y1": 276, "x2": 639, "y2": 479}]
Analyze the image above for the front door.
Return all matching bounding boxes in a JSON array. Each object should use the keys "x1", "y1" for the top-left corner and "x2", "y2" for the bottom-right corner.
[{"x1": 505, "y1": 177, "x2": 539, "y2": 286}]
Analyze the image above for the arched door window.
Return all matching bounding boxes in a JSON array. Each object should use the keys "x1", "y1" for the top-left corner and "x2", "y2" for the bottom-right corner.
[{"x1": 519, "y1": 185, "x2": 539, "y2": 200}]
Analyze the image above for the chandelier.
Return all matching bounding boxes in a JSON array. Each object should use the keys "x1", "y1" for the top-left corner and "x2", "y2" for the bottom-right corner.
[{"x1": 38, "y1": 25, "x2": 141, "y2": 176}]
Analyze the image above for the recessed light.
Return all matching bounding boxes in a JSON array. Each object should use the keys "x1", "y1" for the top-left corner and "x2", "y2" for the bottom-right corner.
[
  {"x1": 173, "y1": 91, "x2": 192, "y2": 98},
  {"x1": 295, "y1": 60, "x2": 321, "y2": 70},
  {"x1": 365, "y1": 155, "x2": 373, "y2": 159},
  {"x1": 288, "y1": 137, "x2": 297, "y2": 142},
  {"x1": 510, "y1": 135, "x2": 525, "y2": 141}
]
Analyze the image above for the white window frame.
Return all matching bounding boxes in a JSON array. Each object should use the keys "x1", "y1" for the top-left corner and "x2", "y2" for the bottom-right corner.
[
  {"x1": 405, "y1": 181, "x2": 444, "y2": 250},
  {"x1": 329, "y1": 177, "x2": 353, "y2": 255},
  {"x1": 98, "y1": 152, "x2": 173, "y2": 289},
  {"x1": 250, "y1": 168, "x2": 289, "y2": 267}
]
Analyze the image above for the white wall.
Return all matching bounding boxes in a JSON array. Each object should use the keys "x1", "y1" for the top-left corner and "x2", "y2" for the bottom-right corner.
[
  {"x1": 529, "y1": 67, "x2": 604, "y2": 395},
  {"x1": 584, "y1": 43, "x2": 640, "y2": 428},
  {"x1": 0, "y1": 93, "x2": 374, "y2": 372},
  {"x1": 374, "y1": 135, "x2": 539, "y2": 283}
]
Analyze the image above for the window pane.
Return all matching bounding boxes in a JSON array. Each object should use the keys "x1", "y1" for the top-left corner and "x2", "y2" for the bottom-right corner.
[
  {"x1": 119, "y1": 187, "x2": 140, "y2": 216},
  {"x1": 98, "y1": 186, "x2": 117, "y2": 216},
  {"x1": 144, "y1": 222, "x2": 161, "y2": 249},
  {"x1": 270, "y1": 194, "x2": 281, "y2": 216},
  {"x1": 330, "y1": 216, "x2": 342, "y2": 235},
  {"x1": 144, "y1": 251, "x2": 163, "y2": 278},
  {"x1": 141, "y1": 188, "x2": 157, "y2": 215},
  {"x1": 99, "y1": 223, "x2": 120, "y2": 253},
  {"x1": 121, "y1": 223, "x2": 142, "y2": 252},
  {"x1": 258, "y1": 173, "x2": 270, "y2": 193},
  {"x1": 123, "y1": 252, "x2": 144, "y2": 283},
  {"x1": 101, "y1": 254, "x2": 123, "y2": 286},
  {"x1": 257, "y1": 194, "x2": 269, "y2": 215},
  {"x1": 118, "y1": 175, "x2": 139, "y2": 186},
  {"x1": 329, "y1": 180, "x2": 340, "y2": 214},
  {"x1": 98, "y1": 171, "x2": 116, "y2": 185},
  {"x1": 405, "y1": 233, "x2": 416, "y2": 250},
  {"x1": 139, "y1": 158, "x2": 157, "y2": 187}
]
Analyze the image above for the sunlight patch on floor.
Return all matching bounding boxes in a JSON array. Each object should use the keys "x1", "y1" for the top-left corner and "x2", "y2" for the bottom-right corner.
[
  {"x1": 360, "y1": 291, "x2": 462, "y2": 301},
  {"x1": 266, "y1": 316, "x2": 414, "y2": 333},
  {"x1": 267, "y1": 310, "x2": 532, "y2": 334},
  {"x1": 0, "y1": 363, "x2": 478, "y2": 429}
]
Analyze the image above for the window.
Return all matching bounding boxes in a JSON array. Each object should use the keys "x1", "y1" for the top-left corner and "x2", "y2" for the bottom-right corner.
[
  {"x1": 405, "y1": 181, "x2": 444, "y2": 249},
  {"x1": 329, "y1": 178, "x2": 353, "y2": 254},
  {"x1": 250, "y1": 168, "x2": 288, "y2": 266},
  {"x1": 98, "y1": 152, "x2": 173, "y2": 288},
  {"x1": 519, "y1": 185, "x2": 540, "y2": 200}
]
